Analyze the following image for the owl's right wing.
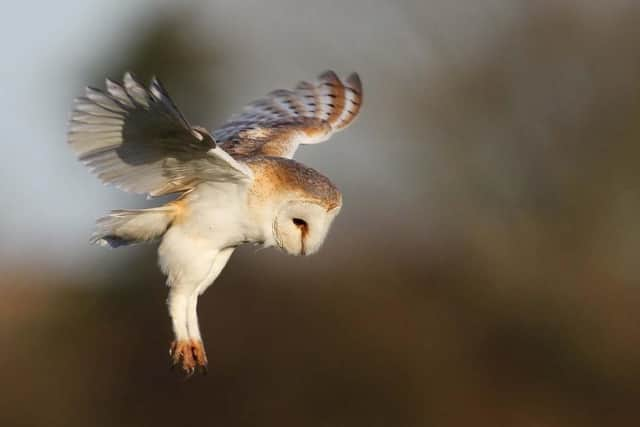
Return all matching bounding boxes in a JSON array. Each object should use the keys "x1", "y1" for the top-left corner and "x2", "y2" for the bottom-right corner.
[
  {"x1": 68, "y1": 73, "x2": 252, "y2": 197},
  {"x1": 213, "y1": 70, "x2": 362, "y2": 159}
]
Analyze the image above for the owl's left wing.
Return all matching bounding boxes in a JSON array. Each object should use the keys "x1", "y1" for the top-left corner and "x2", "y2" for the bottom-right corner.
[
  {"x1": 214, "y1": 71, "x2": 362, "y2": 159},
  {"x1": 68, "y1": 73, "x2": 252, "y2": 197}
]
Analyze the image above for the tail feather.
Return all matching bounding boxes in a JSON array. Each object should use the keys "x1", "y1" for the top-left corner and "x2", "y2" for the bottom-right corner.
[{"x1": 90, "y1": 205, "x2": 178, "y2": 248}]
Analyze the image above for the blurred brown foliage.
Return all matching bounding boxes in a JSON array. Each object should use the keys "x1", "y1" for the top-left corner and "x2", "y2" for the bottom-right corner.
[{"x1": 2, "y1": 3, "x2": 640, "y2": 427}]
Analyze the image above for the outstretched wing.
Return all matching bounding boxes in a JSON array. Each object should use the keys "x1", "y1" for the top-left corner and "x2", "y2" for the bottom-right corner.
[
  {"x1": 214, "y1": 70, "x2": 362, "y2": 159},
  {"x1": 68, "y1": 73, "x2": 251, "y2": 197}
]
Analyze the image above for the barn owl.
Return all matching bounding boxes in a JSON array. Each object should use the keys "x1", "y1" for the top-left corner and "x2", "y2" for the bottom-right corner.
[{"x1": 68, "y1": 70, "x2": 362, "y2": 374}]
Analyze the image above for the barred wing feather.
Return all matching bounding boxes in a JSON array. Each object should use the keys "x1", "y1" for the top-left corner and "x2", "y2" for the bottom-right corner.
[
  {"x1": 68, "y1": 73, "x2": 251, "y2": 197},
  {"x1": 214, "y1": 70, "x2": 362, "y2": 159}
]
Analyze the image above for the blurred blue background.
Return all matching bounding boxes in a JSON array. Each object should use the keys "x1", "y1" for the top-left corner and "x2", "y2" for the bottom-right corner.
[{"x1": 1, "y1": 1, "x2": 640, "y2": 426}]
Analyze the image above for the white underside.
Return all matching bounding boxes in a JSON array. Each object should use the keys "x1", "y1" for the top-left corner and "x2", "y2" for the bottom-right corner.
[{"x1": 159, "y1": 181, "x2": 266, "y2": 343}]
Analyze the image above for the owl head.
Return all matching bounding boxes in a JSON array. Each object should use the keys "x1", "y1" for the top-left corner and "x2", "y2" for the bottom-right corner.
[
  {"x1": 273, "y1": 200, "x2": 341, "y2": 255},
  {"x1": 247, "y1": 157, "x2": 342, "y2": 256}
]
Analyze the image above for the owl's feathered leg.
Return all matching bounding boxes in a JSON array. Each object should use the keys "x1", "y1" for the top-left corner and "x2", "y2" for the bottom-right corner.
[
  {"x1": 168, "y1": 285, "x2": 209, "y2": 374},
  {"x1": 182, "y1": 247, "x2": 235, "y2": 372},
  {"x1": 168, "y1": 287, "x2": 200, "y2": 374},
  {"x1": 160, "y1": 223, "x2": 236, "y2": 375},
  {"x1": 187, "y1": 248, "x2": 235, "y2": 339}
]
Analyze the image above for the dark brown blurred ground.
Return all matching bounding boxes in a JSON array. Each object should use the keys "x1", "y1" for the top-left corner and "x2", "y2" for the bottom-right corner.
[{"x1": 2, "y1": 3, "x2": 640, "y2": 426}]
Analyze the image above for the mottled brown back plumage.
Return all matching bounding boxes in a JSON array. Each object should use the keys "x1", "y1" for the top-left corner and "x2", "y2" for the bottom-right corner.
[{"x1": 246, "y1": 157, "x2": 342, "y2": 211}]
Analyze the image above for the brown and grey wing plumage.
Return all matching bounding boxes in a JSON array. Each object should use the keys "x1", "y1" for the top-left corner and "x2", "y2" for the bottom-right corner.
[
  {"x1": 215, "y1": 70, "x2": 362, "y2": 159},
  {"x1": 68, "y1": 73, "x2": 251, "y2": 197}
]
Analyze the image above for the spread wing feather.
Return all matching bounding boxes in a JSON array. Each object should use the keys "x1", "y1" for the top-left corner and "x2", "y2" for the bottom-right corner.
[
  {"x1": 68, "y1": 73, "x2": 251, "y2": 197},
  {"x1": 215, "y1": 70, "x2": 362, "y2": 159}
]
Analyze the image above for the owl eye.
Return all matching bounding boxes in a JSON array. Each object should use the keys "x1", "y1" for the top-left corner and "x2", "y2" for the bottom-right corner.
[{"x1": 292, "y1": 218, "x2": 308, "y2": 233}]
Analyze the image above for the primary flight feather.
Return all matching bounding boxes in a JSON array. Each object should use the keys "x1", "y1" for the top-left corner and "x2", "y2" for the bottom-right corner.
[{"x1": 68, "y1": 70, "x2": 362, "y2": 374}]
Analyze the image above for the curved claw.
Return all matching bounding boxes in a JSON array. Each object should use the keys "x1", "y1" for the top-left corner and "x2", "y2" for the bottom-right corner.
[{"x1": 169, "y1": 340, "x2": 208, "y2": 376}]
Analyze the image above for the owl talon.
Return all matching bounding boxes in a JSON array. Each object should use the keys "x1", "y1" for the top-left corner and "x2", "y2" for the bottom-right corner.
[{"x1": 169, "y1": 340, "x2": 208, "y2": 376}]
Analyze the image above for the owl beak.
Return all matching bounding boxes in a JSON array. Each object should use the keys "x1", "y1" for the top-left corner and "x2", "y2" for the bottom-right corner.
[{"x1": 292, "y1": 218, "x2": 308, "y2": 256}]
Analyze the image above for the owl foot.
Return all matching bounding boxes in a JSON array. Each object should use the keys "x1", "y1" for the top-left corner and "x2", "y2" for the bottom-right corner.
[{"x1": 170, "y1": 339, "x2": 208, "y2": 376}]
